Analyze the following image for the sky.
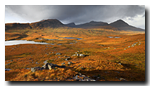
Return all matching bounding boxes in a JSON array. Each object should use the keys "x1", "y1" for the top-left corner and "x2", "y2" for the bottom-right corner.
[{"x1": 5, "y1": 5, "x2": 145, "y2": 29}]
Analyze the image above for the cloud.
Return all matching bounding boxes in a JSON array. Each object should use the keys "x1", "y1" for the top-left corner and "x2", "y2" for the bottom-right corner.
[
  {"x1": 5, "y1": 5, "x2": 145, "y2": 29},
  {"x1": 123, "y1": 13, "x2": 145, "y2": 29}
]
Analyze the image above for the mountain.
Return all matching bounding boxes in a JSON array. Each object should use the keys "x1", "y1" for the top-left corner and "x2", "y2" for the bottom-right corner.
[
  {"x1": 5, "y1": 19, "x2": 66, "y2": 30},
  {"x1": 5, "y1": 19, "x2": 144, "y2": 31},
  {"x1": 30, "y1": 19, "x2": 65, "y2": 29},
  {"x1": 66, "y1": 21, "x2": 109, "y2": 28},
  {"x1": 65, "y1": 22, "x2": 76, "y2": 27},
  {"x1": 109, "y1": 19, "x2": 144, "y2": 31},
  {"x1": 65, "y1": 19, "x2": 144, "y2": 31},
  {"x1": 5, "y1": 23, "x2": 32, "y2": 30}
]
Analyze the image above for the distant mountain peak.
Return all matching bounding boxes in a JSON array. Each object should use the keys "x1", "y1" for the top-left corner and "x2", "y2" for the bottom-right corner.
[
  {"x1": 110, "y1": 19, "x2": 129, "y2": 27},
  {"x1": 65, "y1": 22, "x2": 76, "y2": 27},
  {"x1": 109, "y1": 19, "x2": 144, "y2": 31},
  {"x1": 89, "y1": 21, "x2": 97, "y2": 23},
  {"x1": 30, "y1": 19, "x2": 65, "y2": 28}
]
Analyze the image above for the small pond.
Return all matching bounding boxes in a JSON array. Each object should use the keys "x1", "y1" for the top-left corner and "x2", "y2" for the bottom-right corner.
[
  {"x1": 5, "y1": 68, "x2": 11, "y2": 71},
  {"x1": 63, "y1": 37, "x2": 82, "y2": 40},
  {"x1": 108, "y1": 36, "x2": 121, "y2": 38}
]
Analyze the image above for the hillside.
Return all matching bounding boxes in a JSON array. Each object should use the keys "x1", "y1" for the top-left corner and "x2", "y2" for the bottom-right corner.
[
  {"x1": 65, "y1": 19, "x2": 144, "y2": 31},
  {"x1": 5, "y1": 19, "x2": 145, "y2": 81},
  {"x1": 5, "y1": 19, "x2": 66, "y2": 30}
]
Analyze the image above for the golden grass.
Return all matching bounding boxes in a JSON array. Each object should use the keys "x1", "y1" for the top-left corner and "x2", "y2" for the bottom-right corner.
[{"x1": 5, "y1": 27, "x2": 145, "y2": 81}]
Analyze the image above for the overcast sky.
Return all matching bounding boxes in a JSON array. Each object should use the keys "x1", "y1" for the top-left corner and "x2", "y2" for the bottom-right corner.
[{"x1": 5, "y1": 5, "x2": 145, "y2": 29}]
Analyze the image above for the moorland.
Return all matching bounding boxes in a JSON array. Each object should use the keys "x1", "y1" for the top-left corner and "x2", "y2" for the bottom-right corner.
[{"x1": 5, "y1": 19, "x2": 145, "y2": 81}]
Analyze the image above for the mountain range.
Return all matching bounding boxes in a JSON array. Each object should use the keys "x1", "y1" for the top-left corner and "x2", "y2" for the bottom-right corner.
[{"x1": 5, "y1": 19, "x2": 144, "y2": 31}]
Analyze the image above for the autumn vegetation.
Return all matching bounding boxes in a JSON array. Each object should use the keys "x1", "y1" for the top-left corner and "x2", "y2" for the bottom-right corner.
[{"x1": 5, "y1": 26, "x2": 145, "y2": 81}]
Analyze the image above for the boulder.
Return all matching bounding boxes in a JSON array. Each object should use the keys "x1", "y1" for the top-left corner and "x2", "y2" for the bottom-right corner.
[
  {"x1": 61, "y1": 62, "x2": 65, "y2": 65},
  {"x1": 79, "y1": 54, "x2": 85, "y2": 57},
  {"x1": 65, "y1": 57, "x2": 71, "y2": 61},
  {"x1": 56, "y1": 53, "x2": 62, "y2": 55},
  {"x1": 31, "y1": 68, "x2": 36, "y2": 72},
  {"x1": 68, "y1": 62, "x2": 72, "y2": 65},
  {"x1": 119, "y1": 78, "x2": 127, "y2": 81},
  {"x1": 43, "y1": 63, "x2": 66, "y2": 69}
]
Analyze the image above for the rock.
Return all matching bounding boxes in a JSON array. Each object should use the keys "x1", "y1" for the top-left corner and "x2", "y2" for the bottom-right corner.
[
  {"x1": 64, "y1": 55, "x2": 67, "y2": 57},
  {"x1": 6, "y1": 63, "x2": 10, "y2": 65},
  {"x1": 36, "y1": 62, "x2": 39, "y2": 64},
  {"x1": 56, "y1": 53, "x2": 62, "y2": 55},
  {"x1": 43, "y1": 60, "x2": 48, "y2": 64},
  {"x1": 48, "y1": 65, "x2": 52, "y2": 70},
  {"x1": 68, "y1": 62, "x2": 72, "y2": 65},
  {"x1": 65, "y1": 57, "x2": 71, "y2": 61},
  {"x1": 118, "y1": 63, "x2": 121, "y2": 65},
  {"x1": 119, "y1": 78, "x2": 126, "y2": 81},
  {"x1": 43, "y1": 62, "x2": 66, "y2": 70},
  {"x1": 79, "y1": 54, "x2": 85, "y2": 57},
  {"x1": 61, "y1": 62, "x2": 65, "y2": 65},
  {"x1": 65, "y1": 58, "x2": 69, "y2": 61},
  {"x1": 31, "y1": 68, "x2": 36, "y2": 72},
  {"x1": 108, "y1": 36, "x2": 113, "y2": 38},
  {"x1": 73, "y1": 73, "x2": 96, "y2": 81},
  {"x1": 72, "y1": 54, "x2": 76, "y2": 56}
]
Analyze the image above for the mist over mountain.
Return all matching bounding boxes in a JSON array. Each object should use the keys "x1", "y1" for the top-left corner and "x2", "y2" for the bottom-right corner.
[{"x1": 5, "y1": 5, "x2": 145, "y2": 29}]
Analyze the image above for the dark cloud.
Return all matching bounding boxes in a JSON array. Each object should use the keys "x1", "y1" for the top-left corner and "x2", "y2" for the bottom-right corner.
[{"x1": 5, "y1": 5, "x2": 145, "y2": 25}]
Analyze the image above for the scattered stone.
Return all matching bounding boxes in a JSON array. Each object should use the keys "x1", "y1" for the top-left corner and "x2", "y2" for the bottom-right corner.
[
  {"x1": 108, "y1": 36, "x2": 113, "y2": 38},
  {"x1": 61, "y1": 62, "x2": 65, "y2": 65},
  {"x1": 31, "y1": 68, "x2": 36, "y2": 72},
  {"x1": 56, "y1": 53, "x2": 62, "y2": 55},
  {"x1": 65, "y1": 57, "x2": 71, "y2": 61},
  {"x1": 36, "y1": 62, "x2": 39, "y2": 64},
  {"x1": 64, "y1": 55, "x2": 67, "y2": 57},
  {"x1": 118, "y1": 63, "x2": 122, "y2": 65},
  {"x1": 48, "y1": 65, "x2": 52, "y2": 70},
  {"x1": 43, "y1": 60, "x2": 48, "y2": 63},
  {"x1": 6, "y1": 63, "x2": 10, "y2": 66},
  {"x1": 43, "y1": 63, "x2": 66, "y2": 69},
  {"x1": 73, "y1": 73, "x2": 96, "y2": 81},
  {"x1": 79, "y1": 54, "x2": 85, "y2": 57},
  {"x1": 68, "y1": 62, "x2": 72, "y2": 65},
  {"x1": 114, "y1": 37, "x2": 120, "y2": 38},
  {"x1": 119, "y1": 78, "x2": 127, "y2": 81},
  {"x1": 65, "y1": 58, "x2": 69, "y2": 61}
]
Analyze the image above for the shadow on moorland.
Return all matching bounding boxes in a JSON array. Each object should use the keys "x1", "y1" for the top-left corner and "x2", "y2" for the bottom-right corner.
[
  {"x1": 64, "y1": 63, "x2": 145, "y2": 81},
  {"x1": 77, "y1": 69, "x2": 145, "y2": 81},
  {"x1": 5, "y1": 71, "x2": 19, "y2": 81}
]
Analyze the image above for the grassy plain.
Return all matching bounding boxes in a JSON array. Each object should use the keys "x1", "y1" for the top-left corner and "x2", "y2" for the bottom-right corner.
[{"x1": 5, "y1": 27, "x2": 145, "y2": 81}]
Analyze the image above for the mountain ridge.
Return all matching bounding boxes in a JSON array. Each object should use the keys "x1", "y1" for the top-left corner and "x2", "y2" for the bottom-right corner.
[{"x1": 5, "y1": 19, "x2": 144, "y2": 31}]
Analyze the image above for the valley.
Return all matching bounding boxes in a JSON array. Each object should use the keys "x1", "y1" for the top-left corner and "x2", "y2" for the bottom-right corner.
[{"x1": 5, "y1": 19, "x2": 145, "y2": 81}]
